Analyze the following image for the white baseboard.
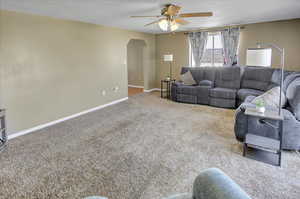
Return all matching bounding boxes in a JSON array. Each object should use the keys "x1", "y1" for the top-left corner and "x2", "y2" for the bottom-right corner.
[
  {"x1": 8, "y1": 97, "x2": 129, "y2": 140},
  {"x1": 128, "y1": 84, "x2": 144, "y2": 89},
  {"x1": 144, "y1": 88, "x2": 161, "y2": 92}
]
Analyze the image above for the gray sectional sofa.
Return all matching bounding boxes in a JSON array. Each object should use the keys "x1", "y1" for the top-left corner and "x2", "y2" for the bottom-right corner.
[
  {"x1": 171, "y1": 66, "x2": 280, "y2": 108},
  {"x1": 171, "y1": 66, "x2": 300, "y2": 150}
]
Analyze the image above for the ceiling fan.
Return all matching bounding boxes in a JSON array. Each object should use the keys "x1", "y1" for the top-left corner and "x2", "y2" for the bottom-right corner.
[{"x1": 131, "y1": 4, "x2": 213, "y2": 32}]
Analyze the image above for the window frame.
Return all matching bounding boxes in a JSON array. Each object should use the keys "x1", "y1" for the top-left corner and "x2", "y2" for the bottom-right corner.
[{"x1": 189, "y1": 32, "x2": 224, "y2": 67}]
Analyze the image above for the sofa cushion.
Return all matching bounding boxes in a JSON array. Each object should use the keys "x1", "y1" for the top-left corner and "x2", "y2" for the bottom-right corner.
[
  {"x1": 210, "y1": 87, "x2": 237, "y2": 99},
  {"x1": 237, "y1": 89, "x2": 264, "y2": 102},
  {"x1": 181, "y1": 71, "x2": 196, "y2": 85},
  {"x1": 177, "y1": 94, "x2": 197, "y2": 104},
  {"x1": 241, "y1": 66, "x2": 274, "y2": 91},
  {"x1": 177, "y1": 85, "x2": 198, "y2": 95},
  {"x1": 215, "y1": 67, "x2": 241, "y2": 89},
  {"x1": 210, "y1": 98, "x2": 236, "y2": 108},
  {"x1": 199, "y1": 80, "x2": 213, "y2": 87},
  {"x1": 203, "y1": 67, "x2": 216, "y2": 82},
  {"x1": 290, "y1": 90, "x2": 300, "y2": 120},
  {"x1": 286, "y1": 80, "x2": 300, "y2": 120},
  {"x1": 283, "y1": 72, "x2": 300, "y2": 92},
  {"x1": 195, "y1": 86, "x2": 211, "y2": 105},
  {"x1": 286, "y1": 77, "x2": 300, "y2": 100}
]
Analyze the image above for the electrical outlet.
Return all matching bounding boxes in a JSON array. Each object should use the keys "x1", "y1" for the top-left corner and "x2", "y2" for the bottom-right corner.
[
  {"x1": 102, "y1": 90, "x2": 106, "y2": 96},
  {"x1": 112, "y1": 86, "x2": 119, "y2": 92}
]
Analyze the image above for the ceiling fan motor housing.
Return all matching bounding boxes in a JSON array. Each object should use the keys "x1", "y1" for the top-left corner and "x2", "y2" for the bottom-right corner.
[{"x1": 161, "y1": 4, "x2": 181, "y2": 17}]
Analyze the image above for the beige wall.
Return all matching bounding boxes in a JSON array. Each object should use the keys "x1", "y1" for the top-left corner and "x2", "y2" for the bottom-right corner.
[
  {"x1": 127, "y1": 39, "x2": 145, "y2": 87},
  {"x1": 239, "y1": 19, "x2": 300, "y2": 70},
  {"x1": 0, "y1": 10, "x2": 156, "y2": 134},
  {"x1": 155, "y1": 19, "x2": 300, "y2": 87},
  {"x1": 155, "y1": 32, "x2": 189, "y2": 86}
]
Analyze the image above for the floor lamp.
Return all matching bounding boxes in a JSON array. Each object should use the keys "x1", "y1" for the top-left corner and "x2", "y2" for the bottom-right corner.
[
  {"x1": 163, "y1": 54, "x2": 173, "y2": 80},
  {"x1": 246, "y1": 43, "x2": 285, "y2": 116}
]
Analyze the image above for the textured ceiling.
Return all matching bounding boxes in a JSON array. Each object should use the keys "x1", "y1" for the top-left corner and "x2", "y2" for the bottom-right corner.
[{"x1": 1, "y1": 0, "x2": 300, "y2": 34}]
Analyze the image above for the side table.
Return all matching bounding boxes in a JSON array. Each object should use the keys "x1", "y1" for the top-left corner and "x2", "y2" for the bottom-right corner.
[
  {"x1": 0, "y1": 109, "x2": 7, "y2": 151},
  {"x1": 161, "y1": 79, "x2": 175, "y2": 99},
  {"x1": 243, "y1": 107, "x2": 283, "y2": 166}
]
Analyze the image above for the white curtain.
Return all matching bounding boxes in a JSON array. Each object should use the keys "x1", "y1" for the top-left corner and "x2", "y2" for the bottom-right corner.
[
  {"x1": 221, "y1": 28, "x2": 240, "y2": 66},
  {"x1": 188, "y1": 32, "x2": 208, "y2": 67}
]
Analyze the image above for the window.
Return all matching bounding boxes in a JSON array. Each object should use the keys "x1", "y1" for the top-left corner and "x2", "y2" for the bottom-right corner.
[{"x1": 189, "y1": 32, "x2": 224, "y2": 67}]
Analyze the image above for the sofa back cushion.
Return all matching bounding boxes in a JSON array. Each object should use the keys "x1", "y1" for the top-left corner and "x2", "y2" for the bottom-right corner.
[
  {"x1": 181, "y1": 67, "x2": 216, "y2": 84},
  {"x1": 283, "y1": 72, "x2": 300, "y2": 92},
  {"x1": 215, "y1": 66, "x2": 241, "y2": 89},
  {"x1": 290, "y1": 87, "x2": 300, "y2": 121},
  {"x1": 286, "y1": 77, "x2": 300, "y2": 120},
  {"x1": 241, "y1": 66, "x2": 275, "y2": 91},
  {"x1": 181, "y1": 71, "x2": 197, "y2": 85}
]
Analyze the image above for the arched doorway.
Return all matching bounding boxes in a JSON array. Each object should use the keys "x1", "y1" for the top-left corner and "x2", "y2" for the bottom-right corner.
[{"x1": 127, "y1": 39, "x2": 146, "y2": 97}]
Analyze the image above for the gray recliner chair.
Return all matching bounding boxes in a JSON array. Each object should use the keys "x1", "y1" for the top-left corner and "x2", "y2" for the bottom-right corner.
[
  {"x1": 209, "y1": 67, "x2": 241, "y2": 108},
  {"x1": 171, "y1": 67, "x2": 216, "y2": 105},
  {"x1": 163, "y1": 168, "x2": 251, "y2": 199}
]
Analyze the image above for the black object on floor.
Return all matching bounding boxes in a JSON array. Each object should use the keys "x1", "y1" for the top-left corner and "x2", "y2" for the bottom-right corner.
[{"x1": 0, "y1": 109, "x2": 7, "y2": 151}]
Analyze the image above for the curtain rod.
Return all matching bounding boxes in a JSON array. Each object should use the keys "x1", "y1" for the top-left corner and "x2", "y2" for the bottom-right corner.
[{"x1": 183, "y1": 26, "x2": 245, "y2": 35}]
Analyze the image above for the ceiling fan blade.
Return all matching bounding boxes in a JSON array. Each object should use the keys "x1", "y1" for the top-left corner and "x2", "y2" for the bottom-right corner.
[
  {"x1": 175, "y1": 18, "x2": 190, "y2": 25},
  {"x1": 131, "y1": 15, "x2": 162, "y2": 18},
  {"x1": 144, "y1": 20, "x2": 160, "y2": 27},
  {"x1": 179, "y1": 12, "x2": 213, "y2": 18}
]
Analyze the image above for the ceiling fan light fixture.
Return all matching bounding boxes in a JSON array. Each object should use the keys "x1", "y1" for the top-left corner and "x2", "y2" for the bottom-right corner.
[
  {"x1": 158, "y1": 19, "x2": 169, "y2": 31},
  {"x1": 170, "y1": 20, "x2": 179, "y2": 31}
]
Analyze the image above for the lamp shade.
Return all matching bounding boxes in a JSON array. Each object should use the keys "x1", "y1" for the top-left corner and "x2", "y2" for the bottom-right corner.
[
  {"x1": 246, "y1": 48, "x2": 272, "y2": 67},
  {"x1": 163, "y1": 54, "x2": 173, "y2": 62}
]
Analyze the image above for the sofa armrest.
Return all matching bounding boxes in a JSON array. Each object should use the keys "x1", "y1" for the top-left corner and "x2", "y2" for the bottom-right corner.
[
  {"x1": 244, "y1": 96, "x2": 256, "y2": 103},
  {"x1": 289, "y1": 85, "x2": 300, "y2": 121},
  {"x1": 171, "y1": 81, "x2": 184, "y2": 101},
  {"x1": 172, "y1": 81, "x2": 184, "y2": 87},
  {"x1": 199, "y1": 80, "x2": 214, "y2": 87},
  {"x1": 267, "y1": 83, "x2": 279, "y2": 90},
  {"x1": 193, "y1": 168, "x2": 251, "y2": 199},
  {"x1": 282, "y1": 109, "x2": 300, "y2": 150}
]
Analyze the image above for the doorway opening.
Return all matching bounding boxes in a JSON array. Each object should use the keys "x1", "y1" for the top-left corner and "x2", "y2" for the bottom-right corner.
[{"x1": 127, "y1": 39, "x2": 146, "y2": 97}]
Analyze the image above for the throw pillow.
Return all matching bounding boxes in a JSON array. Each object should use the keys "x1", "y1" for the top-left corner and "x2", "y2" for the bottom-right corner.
[
  {"x1": 181, "y1": 70, "x2": 196, "y2": 85},
  {"x1": 251, "y1": 86, "x2": 286, "y2": 108}
]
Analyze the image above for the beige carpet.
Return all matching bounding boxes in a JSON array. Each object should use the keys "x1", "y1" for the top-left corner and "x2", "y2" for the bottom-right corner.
[{"x1": 0, "y1": 92, "x2": 299, "y2": 199}]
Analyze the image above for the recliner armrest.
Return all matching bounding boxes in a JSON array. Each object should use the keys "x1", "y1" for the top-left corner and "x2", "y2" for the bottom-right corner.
[
  {"x1": 193, "y1": 168, "x2": 251, "y2": 199},
  {"x1": 172, "y1": 81, "x2": 184, "y2": 87},
  {"x1": 244, "y1": 96, "x2": 256, "y2": 103},
  {"x1": 199, "y1": 80, "x2": 214, "y2": 87}
]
